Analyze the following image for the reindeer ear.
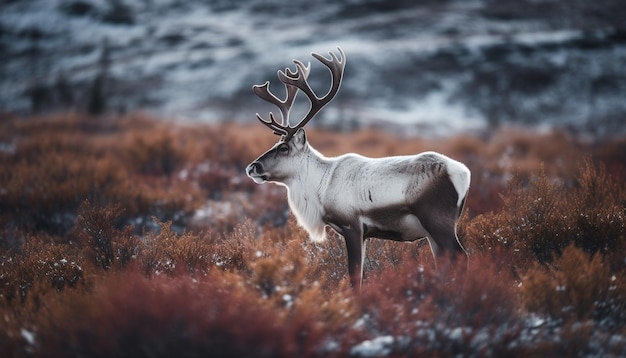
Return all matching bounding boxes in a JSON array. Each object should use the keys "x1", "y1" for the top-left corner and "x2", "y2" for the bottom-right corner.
[{"x1": 293, "y1": 128, "x2": 307, "y2": 148}]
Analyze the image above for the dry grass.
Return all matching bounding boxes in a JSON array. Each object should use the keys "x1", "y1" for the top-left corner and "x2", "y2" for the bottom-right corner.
[{"x1": 1, "y1": 113, "x2": 625, "y2": 357}]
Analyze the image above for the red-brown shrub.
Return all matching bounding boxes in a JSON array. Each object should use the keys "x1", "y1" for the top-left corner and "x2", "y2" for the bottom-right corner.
[
  {"x1": 0, "y1": 115, "x2": 205, "y2": 235},
  {"x1": 31, "y1": 271, "x2": 340, "y2": 358},
  {"x1": 571, "y1": 159, "x2": 626, "y2": 266},
  {"x1": 124, "y1": 127, "x2": 188, "y2": 176},
  {"x1": 355, "y1": 253, "x2": 521, "y2": 356},
  {"x1": 0, "y1": 236, "x2": 86, "y2": 307},
  {"x1": 138, "y1": 220, "x2": 214, "y2": 276},
  {"x1": 72, "y1": 200, "x2": 137, "y2": 270},
  {"x1": 1, "y1": 113, "x2": 626, "y2": 357},
  {"x1": 521, "y1": 245, "x2": 626, "y2": 328},
  {"x1": 464, "y1": 159, "x2": 626, "y2": 274}
]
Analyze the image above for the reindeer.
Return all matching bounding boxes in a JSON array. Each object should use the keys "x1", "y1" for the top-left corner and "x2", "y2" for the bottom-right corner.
[{"x1": 246, "y1": 47, "x2": 470, "y2": 290}]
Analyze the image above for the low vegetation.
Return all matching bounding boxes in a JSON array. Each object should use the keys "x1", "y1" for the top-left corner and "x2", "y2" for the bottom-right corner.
[{"x1": 1, "y1": 113, "x2": 625, "y2": 357}]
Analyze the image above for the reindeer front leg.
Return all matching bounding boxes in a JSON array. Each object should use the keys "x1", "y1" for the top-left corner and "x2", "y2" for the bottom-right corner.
[{"x1": 342, "y1": 226, "x2": 366, "y2": 292}]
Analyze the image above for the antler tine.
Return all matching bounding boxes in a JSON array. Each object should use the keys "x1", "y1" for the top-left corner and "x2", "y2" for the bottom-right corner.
[
  {"x1": 252, "y1": 82, "x2": 291, "y2": 127},
  {"x1": 278, "y1": 47, "x2": 346, "y2": 141},
  {"x1": 276, "y1": 61, "x2": 310, "y2": 126},
  {"x1": 284, "y1": 60, "x2": 311, "y2": 80},
  {"x1": 253, "y1": 61, "x2": 311, "y2": 130},
  {"x1": 255, "y1": 112, "x2": 288, "y2": 137}
]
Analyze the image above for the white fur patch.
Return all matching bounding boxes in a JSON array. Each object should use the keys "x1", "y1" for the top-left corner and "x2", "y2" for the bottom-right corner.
[{"x1": 286, "y1": 186, "x2": 327, "y2": 242}]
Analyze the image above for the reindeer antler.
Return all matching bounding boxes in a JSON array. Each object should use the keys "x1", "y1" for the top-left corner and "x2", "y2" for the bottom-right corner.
[{"x1": 253, "y1": 47, "x2": 346, "y2": 142}]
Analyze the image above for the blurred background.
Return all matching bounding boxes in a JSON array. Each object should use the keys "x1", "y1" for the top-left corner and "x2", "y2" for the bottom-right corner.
[{"x1": 1, "y1": 0, "x2": 625, "y2": 137}]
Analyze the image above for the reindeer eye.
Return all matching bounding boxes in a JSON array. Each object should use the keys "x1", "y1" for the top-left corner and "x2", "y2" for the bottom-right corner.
[{"x1": 278, "y1": 144, "x2": 289, "y2": 154}]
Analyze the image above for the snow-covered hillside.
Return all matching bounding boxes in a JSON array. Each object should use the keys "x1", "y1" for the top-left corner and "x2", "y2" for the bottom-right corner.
[{"x1": 1, "y1": 0, "x2": 625, "y2": 136}]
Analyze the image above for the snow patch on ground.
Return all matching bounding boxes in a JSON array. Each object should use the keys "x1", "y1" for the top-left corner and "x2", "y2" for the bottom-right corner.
[{"x1": 350, "y1": 335, "x2": 394, "y2": 358}]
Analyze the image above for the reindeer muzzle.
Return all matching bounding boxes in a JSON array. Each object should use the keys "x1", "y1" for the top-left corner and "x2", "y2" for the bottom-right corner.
[{"x1": 246, "y1": 162, "x2": 269, "y2": 183}]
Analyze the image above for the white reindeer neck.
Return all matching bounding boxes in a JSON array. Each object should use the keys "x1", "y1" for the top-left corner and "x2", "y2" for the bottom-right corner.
[{"x1": 283, "y1": 139, "x2": 331, "y2": 242}]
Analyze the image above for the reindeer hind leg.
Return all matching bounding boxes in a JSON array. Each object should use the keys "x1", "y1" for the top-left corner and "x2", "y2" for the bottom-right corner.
[
  {"x1": 421, "y1": 215, "x2": 466, "y2": 258},
  {"x1": 413, "y1": 175, "x2": 468, "y2": 262}
]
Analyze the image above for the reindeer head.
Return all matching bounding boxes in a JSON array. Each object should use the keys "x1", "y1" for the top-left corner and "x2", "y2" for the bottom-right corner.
[{"x1": 246, "y1": 47, "x2": 346, "y2": 184}]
